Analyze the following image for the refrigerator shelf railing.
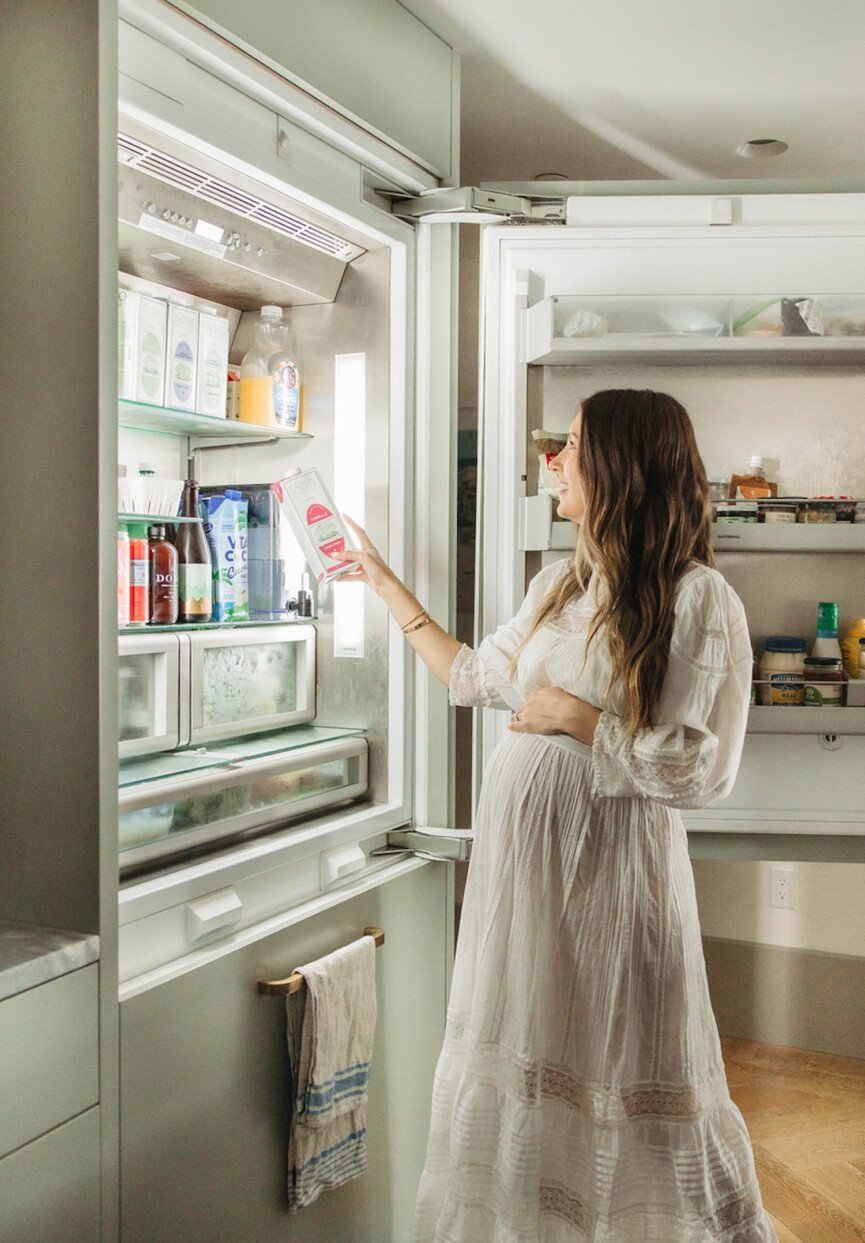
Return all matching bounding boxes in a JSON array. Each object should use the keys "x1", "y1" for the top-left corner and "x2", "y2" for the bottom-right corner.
[
  {"x1": 118, "y1": 618, "x2": 311, "y2": 634},
  {"x1": 119, "y1": 397, "x2": 313, "y2": 442},
  {"x1": 518, "y1": 496, "x2": 865, "y2": 553}
]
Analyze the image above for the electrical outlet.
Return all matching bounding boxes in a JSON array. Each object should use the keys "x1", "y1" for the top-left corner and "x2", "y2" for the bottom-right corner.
[{"x1": 769, "y1": 865, "x2": 796, "y2": 910}]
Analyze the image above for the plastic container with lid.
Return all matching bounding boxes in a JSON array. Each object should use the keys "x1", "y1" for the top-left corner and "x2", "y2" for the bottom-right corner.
[
  {"x1": 758, "y1": 637, "x2": 806, "y2": 705},
  {"x1": 803, "y1": 656, "x2": 845, "y2": 706},
  {"x1": 798, "y1": 499, "x2": 837, "y2": 524}
]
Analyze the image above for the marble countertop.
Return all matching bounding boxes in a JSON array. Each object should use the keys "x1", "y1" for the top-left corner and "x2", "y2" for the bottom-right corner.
[{"x1": 0, "y1": 920, "x2": 99, "y2": 1002}]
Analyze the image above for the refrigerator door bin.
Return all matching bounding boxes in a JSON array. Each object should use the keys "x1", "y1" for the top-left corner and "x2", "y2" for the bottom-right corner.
[
  {"x1": 118, "y1": 734, "x2": 368, "y2": 873},
  {"x1": 118, "y1": 633, "x2": 182, "y2": 757},
  {"x1": 188, "y1": 625, "x2": 316, "y2": 745}
]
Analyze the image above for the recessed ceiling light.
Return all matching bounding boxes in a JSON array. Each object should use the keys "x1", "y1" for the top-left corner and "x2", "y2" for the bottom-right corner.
[
  {"x1": 533, "y1": 172, "x2": 568, "y2": 181},
  {"x1": 736, "y1": 139, "x2": 789, "y2": 159}
]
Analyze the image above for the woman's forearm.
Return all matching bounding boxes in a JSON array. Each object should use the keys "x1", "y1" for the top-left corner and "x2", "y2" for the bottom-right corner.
[{"x1": 380, "y1": 579, "x2": 463, "y2": 688}]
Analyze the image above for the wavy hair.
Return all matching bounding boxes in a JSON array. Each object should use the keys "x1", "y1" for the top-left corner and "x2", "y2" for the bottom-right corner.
[{"x1": 518, "y1": 389, "x2": 714, "y2": 734}]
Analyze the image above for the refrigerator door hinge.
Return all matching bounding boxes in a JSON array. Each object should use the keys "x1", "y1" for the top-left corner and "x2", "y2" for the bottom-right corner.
[
  {"x1": 370, "y1": 826, "x2": 473, "y2": 862},
  {"x1": 385, "y1": 186, "x2": 564, "y2": 224}
]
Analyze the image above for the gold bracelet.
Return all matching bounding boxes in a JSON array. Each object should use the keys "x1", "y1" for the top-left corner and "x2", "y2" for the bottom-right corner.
[
  {"x1": 403, "y1": 611, "x2": 432, "y2": 635},
  {"x1": 400, "y1": 608, "x2": 427, "y2": 632}
]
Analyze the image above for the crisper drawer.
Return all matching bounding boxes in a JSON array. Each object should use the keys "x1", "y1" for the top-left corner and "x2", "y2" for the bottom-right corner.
[
  {"x1": 188, "y1": 624, "x2": 316, "y2": 745},
  {"x1": 118, "y1": 735, "x2": 368, "y2": 873},
  {"x1": 118, "y1": 633, "x2": 181, "y2": 757}
]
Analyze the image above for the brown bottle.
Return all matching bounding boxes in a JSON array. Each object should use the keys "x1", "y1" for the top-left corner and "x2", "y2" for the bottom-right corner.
[
  {"x1": 175, "y1": 479, "x2": 213, "y2": 623},
  {"x1": 148, "y1": 525, "x2": 179, "y2": 625}
]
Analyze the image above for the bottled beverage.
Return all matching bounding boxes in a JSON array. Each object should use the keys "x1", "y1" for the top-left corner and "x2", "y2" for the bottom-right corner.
[
  {"x1": 175, "y1": 479, "x2": 213, "y2": 623},
  {"x1": 117, "y1": 529, "x2": 130, "y2": 627},
  {"x1": 269, "y1": 322, "x2": 302, "y2": 430},
  {"x1": 841, "y1": 617, "x2": 865, "y2": 678},
  {"x1": 148, "y1": 524, "x2": 179, "y2": 625},
  {"x1": 727, "y1": 454, "x2": 778, "y2": 501},
  {"x1": 812, "y1": 601, "x2": 843, "y2": 661},
  {"x1": 128, "y1": 523, "x2": 150, "y2": 626},
  {"x1": 238, "y1": 305, "x2": 284, "y2": 426}
]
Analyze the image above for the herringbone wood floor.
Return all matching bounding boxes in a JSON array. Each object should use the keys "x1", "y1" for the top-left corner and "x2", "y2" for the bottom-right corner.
[{"x1": 722, "y1": 1037, "x2": 865, "y2": 1242}]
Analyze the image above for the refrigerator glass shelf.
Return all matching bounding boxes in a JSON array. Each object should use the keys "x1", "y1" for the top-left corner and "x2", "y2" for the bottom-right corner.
[
  {"x1": 117, "y1": 618, "x2": 310, "y2": 634},
  {"x1": 119, "y1": 398, "x2": 313, "y2": 440},
  {"x1": 118, "y1": 512, "x2": 200, "y2": 524},
  {"x1": 119, "y1": 725, "x2": 365, "y2": 788}
]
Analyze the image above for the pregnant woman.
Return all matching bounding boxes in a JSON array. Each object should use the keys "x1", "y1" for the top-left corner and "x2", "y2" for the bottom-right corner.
[{"x1": 336, "y1": 388, "x2": 775, "y2": 1242}]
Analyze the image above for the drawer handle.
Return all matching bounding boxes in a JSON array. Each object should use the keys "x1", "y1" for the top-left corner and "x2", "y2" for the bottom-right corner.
[{"x1": 257, "y1": 926, "x2": 384, "y2": 996}]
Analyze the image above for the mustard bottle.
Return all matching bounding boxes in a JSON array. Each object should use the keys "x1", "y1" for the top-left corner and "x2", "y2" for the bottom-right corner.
[{"x1": 841, "y1": 617, "x2": 865, "y2": 678}]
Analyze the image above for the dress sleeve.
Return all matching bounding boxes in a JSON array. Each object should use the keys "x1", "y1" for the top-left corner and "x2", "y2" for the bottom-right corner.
[
  {"x1": 449, "y1": 560, "x2": 570, "y2": 712},
  {"x1": 590, "y1": 571, "x2": 752, "y2": 809}
]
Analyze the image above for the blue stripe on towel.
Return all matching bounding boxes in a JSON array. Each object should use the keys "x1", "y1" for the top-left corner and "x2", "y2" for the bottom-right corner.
[
  {"x1": 301, "y1": 1062, "x2": 371, "y2": 1117},
  {"x1": 288, "y1": 1128, "x2": 368, "y2": 1207}
]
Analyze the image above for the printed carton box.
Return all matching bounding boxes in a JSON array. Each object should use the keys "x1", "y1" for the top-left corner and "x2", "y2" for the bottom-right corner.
[{"x1": 273, "y1": 468, "x2": 353, "y2": 584}]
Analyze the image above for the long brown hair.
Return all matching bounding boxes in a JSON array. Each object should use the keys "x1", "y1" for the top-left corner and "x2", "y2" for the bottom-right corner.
[{"x1": 520, "y1": 389, "x2": 714, "y2": 734}]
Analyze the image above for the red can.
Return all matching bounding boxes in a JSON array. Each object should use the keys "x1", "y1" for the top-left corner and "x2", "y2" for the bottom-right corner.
[{"x1": 128, "y1": 526, "x2": 150, "y2": 625}]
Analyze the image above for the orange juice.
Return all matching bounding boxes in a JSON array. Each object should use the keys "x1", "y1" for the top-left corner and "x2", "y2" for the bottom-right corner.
[{"x1": 238, "y1": 375, "x2": 276, "y2": 426}]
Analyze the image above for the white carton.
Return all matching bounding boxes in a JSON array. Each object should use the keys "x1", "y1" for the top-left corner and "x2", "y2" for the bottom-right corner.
[
  {"x1": 195, "y1": 311, "x2": 229, "y2": 418},
  {"x1": 165, "y1": 303, "x2": 199, "y2": 411},
  {"x1": 134, "y1": 294, "x2": 168, "y2": 407},
  {"x1": 117, "y1": 288, "x2": 139, "y2": 400},
  {"x1": 273, "y1": 468, "x2": 354, "y2": 583}
]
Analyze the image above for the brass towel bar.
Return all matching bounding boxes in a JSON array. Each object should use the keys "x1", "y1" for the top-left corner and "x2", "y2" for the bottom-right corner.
[{"x1": 257, "y1": 926, "x2": 385, "y2": 996}]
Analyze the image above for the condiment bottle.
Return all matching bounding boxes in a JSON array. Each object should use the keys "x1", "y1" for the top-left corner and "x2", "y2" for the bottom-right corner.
[
  {"x1": 148, "y1": 524, "x2": 179, "y2": 625},
  {"x1": 803, "y1": 656, "x2": 845, "y2": 707},
  {"x1": 238, "y1": 305, "x2": 283, "y2": 426},
  {"x1": 175, "y1": 479, "x2": 213, "y2": 623},
  {"x1": 841, "y1": 617, "x2": 865, "y2": 678},
  {"x1": 812, "y1": 602, "x2": 843, "y2": 661},
  {"x1": 128, "y1": 522, "x2": 150, "y2": 626}
]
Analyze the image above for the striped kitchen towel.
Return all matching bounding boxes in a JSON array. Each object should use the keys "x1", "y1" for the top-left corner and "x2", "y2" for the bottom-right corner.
[{"x1": 285, "y1": 933, "x2": 377, "y2": 1210}]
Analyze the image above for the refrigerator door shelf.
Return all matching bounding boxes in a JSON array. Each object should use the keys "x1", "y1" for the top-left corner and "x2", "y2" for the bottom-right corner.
[{"x1": 118, "y1": 736, "x2": 368, "y2": 875}]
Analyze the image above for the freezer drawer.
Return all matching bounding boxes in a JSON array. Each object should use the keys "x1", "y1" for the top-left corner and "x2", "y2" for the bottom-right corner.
[
  {"x1": 118, "y1": 633, "x2": 181, "y2": 757},
  {"x1": 118, "y1": 736, "x2": 367, "y2": 873},
  {"x1": 189, "y1": 624, "x2": 316, "y2": 745}
]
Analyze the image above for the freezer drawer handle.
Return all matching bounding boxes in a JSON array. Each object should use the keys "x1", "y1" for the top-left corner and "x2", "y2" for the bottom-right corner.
[{"x1": 257, "y1": 927, "x2": 384, "y2": 996}]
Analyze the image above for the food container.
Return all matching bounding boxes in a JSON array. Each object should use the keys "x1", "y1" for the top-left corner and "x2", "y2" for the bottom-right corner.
[
  {"x1": 707, "y1": 478, "x2": 728, "y2": 507},
  {"x1": 758, "y1": 637, "x2": 806, "y2": 705},
  {"x1": 803, "y1": 656, "x2": 845, "y2": 706},
  {"x1": 531, "y1": 429, "x2": 568, "y2": 497},
  {"x1": 757, "y1": 500, "x2": 799, "y2": 524},
  {"x1": 715, "y1": 502, "x2": 758, "y2": 524},
  {"x1": 797, "y1": 500, "x2": 837, "y2": 524},
  {"x1": 855, "y1": 501, "x2": 865, "y2": 524},
  {"x1": 811, "y1": 496, "x2": 857, "y2": 523}
]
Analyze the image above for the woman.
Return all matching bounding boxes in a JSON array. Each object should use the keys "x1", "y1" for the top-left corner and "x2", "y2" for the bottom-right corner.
[{"x1": 336, "y1": 389, "x2": 775, "y2": 1242}]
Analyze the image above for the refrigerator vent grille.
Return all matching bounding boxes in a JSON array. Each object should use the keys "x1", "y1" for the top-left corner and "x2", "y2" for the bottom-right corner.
[{"x1": 117, "y1": 133, "x2": 360, "y2": 261}]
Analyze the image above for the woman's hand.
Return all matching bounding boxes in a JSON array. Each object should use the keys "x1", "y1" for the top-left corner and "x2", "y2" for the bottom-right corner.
[
  {"x1": 333, "y1": 516, "x2": 401, "y2": 598},
  {"x1": 509, "y1": 687, "x2": 601, "y2": 746}
]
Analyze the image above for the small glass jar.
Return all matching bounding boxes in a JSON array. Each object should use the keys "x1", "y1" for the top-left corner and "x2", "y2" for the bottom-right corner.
[
  {"x1": 854, "y1": 501, "x2": 865, "y2": 524},
  {"x1": 798, "y1": 500, "x2": 838, "y2": 524},
  {"x1": 758, "y1": 637, "x2": 807, "y2": 705},
  {"x1": 803, "y1": 656, "x2": 845, "y2": 706},
  {"x1": 715, "y1": 502, "x2": 758, "y2": 524},
  {"x1": 757, "y1": 500, "x2": 799, "y2": 524}
]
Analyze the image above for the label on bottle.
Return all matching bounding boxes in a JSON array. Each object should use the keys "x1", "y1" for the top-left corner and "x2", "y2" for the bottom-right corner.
[
  {"x1": 179, "y1": 563, "x2": 212, "y2": 613},
  {"x1": 273, "y1": 363, "x2": 300, "y2": 429}
]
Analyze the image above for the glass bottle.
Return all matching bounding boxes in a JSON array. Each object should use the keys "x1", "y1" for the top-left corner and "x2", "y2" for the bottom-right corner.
[
  {"x1": 175, "y1": 479, "x2": 213, "y2": 623},
  {"x1": 269, "y1": 322, "x2": 302, "y2": 431},
  {"x1": 238, "y1": 305, "x2": 283, "y2": 426},
  {"x1": 812, "y1": 601, "x2": 843, "y2": 661},
  {"x1": 148, "y1": 524, "x2": 179, "y2": 625}
]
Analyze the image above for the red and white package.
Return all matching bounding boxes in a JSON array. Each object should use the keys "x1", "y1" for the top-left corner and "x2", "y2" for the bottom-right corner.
[{"x1": 272, "y1": 468, "x2": 354, "y2": 583}]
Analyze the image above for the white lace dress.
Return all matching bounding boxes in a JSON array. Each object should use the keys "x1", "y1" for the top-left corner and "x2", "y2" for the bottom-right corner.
[{"x1": 414, "y1": 561, "x2": 776, "y2": 1243}]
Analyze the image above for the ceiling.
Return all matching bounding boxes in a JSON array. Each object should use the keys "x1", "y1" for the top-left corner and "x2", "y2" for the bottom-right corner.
[{"x1": 399, "y1": 0, "x2": 865, "y2": 186}]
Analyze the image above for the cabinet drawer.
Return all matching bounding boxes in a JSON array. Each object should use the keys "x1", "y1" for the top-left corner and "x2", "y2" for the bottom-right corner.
[
  {"x1": 0, "y1": 965, "x2": 99, "y2": 1158},
  {"x1": 0, "y1": 1106, "x2": 100, "y2": 1242}
]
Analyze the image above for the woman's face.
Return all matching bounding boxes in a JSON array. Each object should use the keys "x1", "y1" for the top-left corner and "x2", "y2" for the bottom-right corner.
[{"x1": 549, "y1": 410, "x2": 586, "y2": 523}]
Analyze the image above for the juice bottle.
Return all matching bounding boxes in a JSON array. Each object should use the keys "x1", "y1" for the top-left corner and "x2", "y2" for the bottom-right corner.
[
  {"x1": 238, "y1": 305, "x2": 284, "y2": 426},
  {"x1": 128, "y1": 523, "x2": 150, "y2": 626},
  {"x1": 269, "y1": 322, "x2": 302, "y2": 431}
]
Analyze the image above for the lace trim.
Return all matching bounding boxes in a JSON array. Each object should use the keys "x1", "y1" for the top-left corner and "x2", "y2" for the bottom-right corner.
[
  {"x1": 539, "y1": 1180, "x2": 588, "y2": 1230},
  {"x1": 592, "y1": 710, "x2": 716, "y2": 802},
  {"x1": 524, "y1": 1061, "x2": 730, "y2": 1125},
  {"x1": 448, "y1": 644, "x2": 503, "y2": 709}
]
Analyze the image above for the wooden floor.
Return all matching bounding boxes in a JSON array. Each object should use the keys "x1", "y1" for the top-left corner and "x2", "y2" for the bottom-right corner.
[{"x1": 721, "y1": 1036, "x2": 865, "y2": 1242}]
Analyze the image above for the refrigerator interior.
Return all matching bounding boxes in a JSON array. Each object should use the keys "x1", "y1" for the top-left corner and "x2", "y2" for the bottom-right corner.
[{"x1": 117, "y1": 117, "x2": 400, "y2": 873}]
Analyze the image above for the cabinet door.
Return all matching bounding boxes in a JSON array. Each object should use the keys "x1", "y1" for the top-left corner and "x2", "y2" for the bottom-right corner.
[
  {"x1": 120, "y1": 863, "x2": 450, "y2": 1242},
  {"x1": 0, "y1": 1107, "x2": 100, "y2": 1243}
]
